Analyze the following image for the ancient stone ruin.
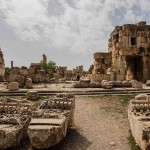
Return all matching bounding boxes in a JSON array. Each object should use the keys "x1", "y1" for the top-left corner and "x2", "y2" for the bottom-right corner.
[
  {"x1": 0, "y1": 48, "x2": 5, "y2": 82},
  {"x1": 128, "y1": 94, "x2": 150, "y2": 149},
  {"x1": 0, "y1": 97, "x2": 32, "y2": 149},
  {"x1": 90, "y1": 21, "x2": 150, "y2": 82},
  {"x1": 0, "y1": 93, "x2": 75, "y2": 149},
  {"x1": 27, "y1": 93, "x2": 75, "y2": 149},
  {"x1": 57, "y1": 65, "x2": 88, "y2": 81}
]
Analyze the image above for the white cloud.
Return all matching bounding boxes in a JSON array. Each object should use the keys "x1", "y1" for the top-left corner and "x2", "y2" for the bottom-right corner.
[{"x1": 0, "y1": 0, "x2": 150, "y2": 69}]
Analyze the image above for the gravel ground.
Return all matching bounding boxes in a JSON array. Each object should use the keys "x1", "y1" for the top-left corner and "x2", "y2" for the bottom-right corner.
[
  {"x1": 42, "y1": 95, "x2": 131, "y2": 150},
  {"x1": 8, "y1": 95, "x2": 131, "y2": 150}
]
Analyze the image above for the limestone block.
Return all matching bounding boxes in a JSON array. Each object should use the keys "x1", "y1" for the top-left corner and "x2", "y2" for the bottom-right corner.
[
  {"x1": 110, "y1": 72, "x2": 115, "y2": 81},
  {"x1": 135, "y1": 94, "x2": 149, "y2": 100},
  {"x1": 0, "y1": 57, "x2": 4, "y2": 63},
  {"x1": 90, "y1": 74, "x2": 105, "y2": 82},
  {"x1": 95, "y1": 82, "x2": 101, "y2": 88},
  {"x1": 104, "y1": 74, "x2": 110, "y2": 80},
  {"x1": 128, "y1": 94, "x2": 150, "y2": 149},
  {"x1": 80, "y1": 76, "x2": 90, "y2": 82},
  {"x1": 94, "y1": 60, "x2": 102, "y2": 65},
  {"x1": 11, "y1": 75, "x2": 25, "y2": 85},
  {"x1": 28, "y1": 67, "x2": 35, "y2": 74},
  {"x1": 0, "y1": 68, "x2": 5, "y2": 76},
  {"x1": 8, "y1": 82, "x2": 19, "y2": 91},
  {"x1": 117, "y1": 75, "x2": 125, "y2": 81},
  {"x1": 25, "y1": 78, "x2": 33, "y2": 89},
  {"x1": 0, "y1": 115, "x2": 31, "y2": 149},
  {"x1": 26, "y1": 90, "x2": 39, "y2": 101},
  {"x1": 119, "y1": 68, "x2": 126, "y2": 75},
  {"x1": 102, "y1": 64, "x2": 107, "y2": 70},
  {"x1": 122, "y1": 81, "x2": 132, "y2": 87},
  {"x1": 81, "y1": 82, "x2": 90, "y2": 88},
  {"x1": 132, "y1": 82, "x2": 143, "y2": 89},
  {"x1": 101, "y1": 80, "x2": 108, "y2": 84},
  {"x1": 74, "y1": 82, "x2": 82, "y2": 88},
  {"x1": 146, "y1": 80, "x2": 150, "y2": 86},
  {"x1": 104, "y1": 59, "x2": 110, "y2": 65},
  {"x1": 101, "y1": 81, "x2": 113, "y2": 89},
  {"x1": 94, "y1": 64, "x2": 102, "y2": 69},
  {"x1": 90, "y1": 82, "x2": 101, "y2": 88},
  {"x1": 20, "y1": 69, "x2": 28, "y2": 76},
  {"x1": 107, "y1": 68, "x2": 112, "y2": 75},
  {"x1": 111, "y1": 81, "x2": 122, "y2": 87},
  {"x1": 94, "y1": 52, "x2": 109, "y2": 60},
  {"x1": 129, "y1": 80, "x2": 137, "y2": 84}
]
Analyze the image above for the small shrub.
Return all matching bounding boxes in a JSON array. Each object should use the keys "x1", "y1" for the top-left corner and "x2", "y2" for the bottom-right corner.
[
  {"x1": 5, "y1": 67, "x2": 11, "y2": 76},
  {"x1": 39, "y1": 96, "x2": 49, "y2": 100},
  {"x1": 119, "y1": 95, "x2": 135, "y2": 104},
  {"x1": 19, "y1": 85, "x2": 27, "y2": 89},
  {"x1": 138, "y1": 46, "x2": 145, "y2": 53}
]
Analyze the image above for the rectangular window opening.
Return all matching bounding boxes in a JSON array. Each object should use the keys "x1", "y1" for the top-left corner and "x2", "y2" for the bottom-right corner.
[{"x1": 131, "y1": 37, "x2": 136, "y2": 45}]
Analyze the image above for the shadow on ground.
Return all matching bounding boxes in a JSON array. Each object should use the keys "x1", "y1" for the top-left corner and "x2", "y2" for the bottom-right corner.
[
  {"x1": 7, "y1": 128, "x2": 92, "y2": 150},
  {"x1": 47, "y1": 128, "x2": 92, "y2": 150}
]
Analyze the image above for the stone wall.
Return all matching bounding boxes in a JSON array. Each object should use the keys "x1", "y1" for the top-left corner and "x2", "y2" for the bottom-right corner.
[
  {"x1": 90, "y1": 21, "x2": 150, "y2": 82},
  {"x1": 109, "y1": 21, "x2": 150, "y2": 81},
  {"x1": 90, "y1": 52, "x2": 111, "y2": 82},
  {"x1": 0, "y1": 49, "x2": 5, "y2": 81}
]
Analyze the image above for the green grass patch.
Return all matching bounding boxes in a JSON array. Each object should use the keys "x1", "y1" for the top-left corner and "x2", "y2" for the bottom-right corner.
[
  {"x1": 19, "y1": 85, "x2": 27, "y2": 89},
  {"x1": 39, "y1": 95, "x2": 49, "y2": 100},
  {"x1": 119, "y1": 95, "x2": 135, "y2": 104},
  {"x1": 128, "y1": 131, "x2": 141, "y2": 150}
]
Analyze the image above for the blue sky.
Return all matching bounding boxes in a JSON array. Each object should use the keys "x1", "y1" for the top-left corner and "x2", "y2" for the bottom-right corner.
[{"x1": 0, "y1": 0, "x2": 150, "y2": 70}]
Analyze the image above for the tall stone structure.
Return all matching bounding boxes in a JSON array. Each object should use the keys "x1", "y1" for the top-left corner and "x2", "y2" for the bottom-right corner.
[
  {"x1": 90, "y1": 21, "x2": 150, "y2": 82},
  {"x1": 0, "y1": 49, "x2": 5, "y2": 81},
  {"x1": 109, "y1": 21, "x2": 150, "y2": 81},
  {"x1": 42, "y1": 54, "x2": 47, "y2": 64},
  {"x1": 91, "y1": 53, "x2": 111, "y2": 81}
]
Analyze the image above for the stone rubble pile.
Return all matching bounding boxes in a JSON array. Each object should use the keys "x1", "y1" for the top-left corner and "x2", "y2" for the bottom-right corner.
[
  {"x1": 128, "y1": 94, "x2": 150, "y2": 149},
  {"x1": 74, "y1": 79, "x2": 143, "y2": 89},
  {"x1": 0, "y1": 94, "x2": 75, "y2": 149}
]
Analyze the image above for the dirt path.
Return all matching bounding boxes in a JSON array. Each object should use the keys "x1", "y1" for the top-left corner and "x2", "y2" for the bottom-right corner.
[
  {"x1": 11, "y1": 95, "x2": 131, "y2": 150},
  {"x1": 47, "y1": 95, "x2": 131, "y2": 150}
]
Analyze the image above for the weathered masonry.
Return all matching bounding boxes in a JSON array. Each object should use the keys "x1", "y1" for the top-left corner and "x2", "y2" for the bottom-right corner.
[{"x1": 90, "y1": 21, "x2": 150, "y2": 82}]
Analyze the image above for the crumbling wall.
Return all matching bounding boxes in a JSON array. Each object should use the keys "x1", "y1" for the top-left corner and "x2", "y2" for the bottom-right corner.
[
  {"x1": 90, "y1": 52, "x2": 111, "y2": 82},
  {"x1": 0, "y1": 49, "x2": 5, "y2": 81},
  {"x1": 108, "y1": 21, "x2": 150, "y2": 81}
]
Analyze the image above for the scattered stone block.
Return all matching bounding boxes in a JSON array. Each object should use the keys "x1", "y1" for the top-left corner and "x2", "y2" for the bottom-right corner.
[
  {"x1": 122, "y1": 81, "x2": 132, "y2": 87},
  {"x1": 25, "y1": 78, "x2": 33, "y2": 89},
  {"x1": 146, "y1": 80, "x2": 150, "y2": 86},
  {"x1": 135, "y1": 94, "x2": 149, "y2": 100},
  {"x1": 26, "y1": 90, "x2": 39, "y2": 101},
  {"x1": 95, "y1": 82, "x2": 101, "y2": 88},
  {"x1": 28, "y1": 94, "x2": 75, "y2": 149},
  {"x1": 132, "y1": 82, "x2": 143, "y2": 89},
  {"x1": 74, "y1": 82, "x2": 82, "y2": 88},
  {"x1": 8, "y1": 82, "x2": 19, "y2": 91},
  {"x1": 128, "y1": 94, "x2": 150, "y2": 149},
  {"x1": 81, "y1": 82, "x2": 90, "y2": 88},
  {"x1": 102, "y1": 81, "x2": 113, "y2": 89},
  {"x1": 111, "y1": 81, "x2": 122, "y2": 87},
  {"x1": 0, "y1": 97, "x2": 32, "y2": 149}
]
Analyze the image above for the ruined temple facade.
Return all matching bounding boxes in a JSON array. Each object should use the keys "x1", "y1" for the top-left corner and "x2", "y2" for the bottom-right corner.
[
  {"x1": 91, "y1": 21, "x2": 150, "y2": 82},
  {"x1": 57, "y1": 65, "x2": 88, "y2": 81},
  {"x1": 0, "y1": 49, "x2": 5, "y2": 81}
]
